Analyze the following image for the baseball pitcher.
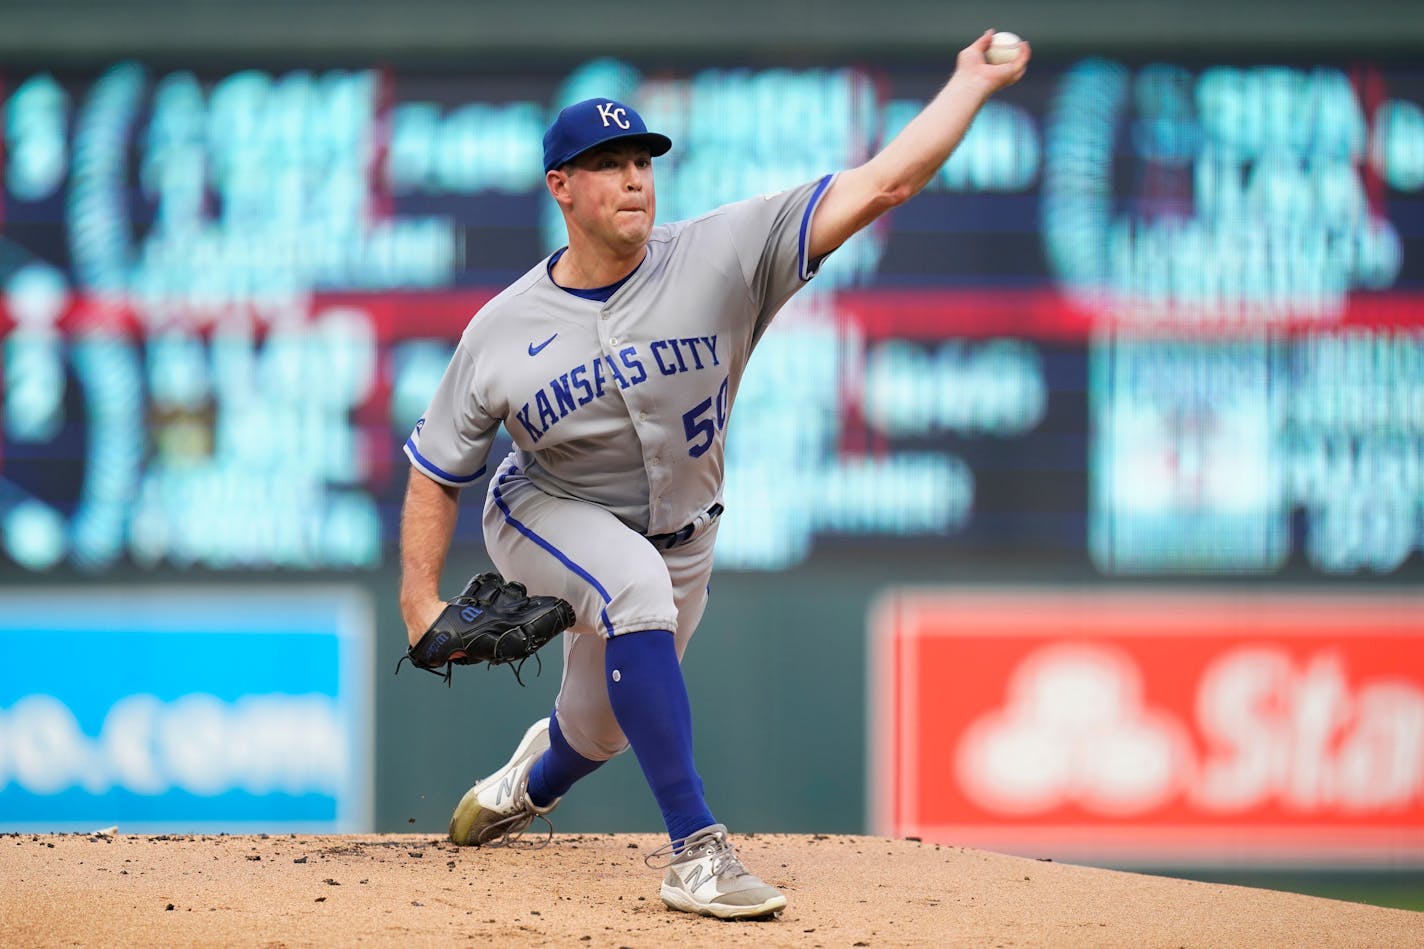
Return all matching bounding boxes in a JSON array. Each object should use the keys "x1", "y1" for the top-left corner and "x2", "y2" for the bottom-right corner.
[{"x1": 400, "y1": 30, "x2": 1030, "y2": 919}]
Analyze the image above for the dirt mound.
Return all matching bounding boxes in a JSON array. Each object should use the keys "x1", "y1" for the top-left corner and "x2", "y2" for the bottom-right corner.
[{"x1": 4, "y1": 831, "x2": 1419, "y2": 947}]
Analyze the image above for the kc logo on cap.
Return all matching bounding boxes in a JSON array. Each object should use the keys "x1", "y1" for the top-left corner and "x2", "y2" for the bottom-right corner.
[
  {"x1": 595, "y1": 102, "x2": 631, "y2": 130},
  {"x1": 543, "y1": 98, "x2": 673, "y2": 172}
]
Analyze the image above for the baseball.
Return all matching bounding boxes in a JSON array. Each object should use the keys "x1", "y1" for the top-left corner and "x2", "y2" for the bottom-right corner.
[{"x1": 986, "y1": 31, "x2": 1022, "y2": 65}]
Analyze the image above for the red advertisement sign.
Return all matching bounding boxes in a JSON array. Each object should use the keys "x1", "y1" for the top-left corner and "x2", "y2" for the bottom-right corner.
[{"x1": 869, "y1": 590, "x2": 1424, "y2": 865}]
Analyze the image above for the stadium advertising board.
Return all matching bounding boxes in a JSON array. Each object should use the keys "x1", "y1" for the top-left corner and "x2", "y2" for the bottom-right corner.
[
  {"x1": 0, "y1": 588, "x2": 373, "y2": 831},
  {"x1": 870, "y1": 590, "x2": 1424, "y2": 865}
]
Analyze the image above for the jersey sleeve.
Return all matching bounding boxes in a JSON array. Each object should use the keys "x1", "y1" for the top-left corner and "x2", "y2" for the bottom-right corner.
[
  {"x1": 403, "y1": 343, "x2": 499, "y2": 487},
  {"x1": 718, "y1": 174, "x2": 836, "y2": 337}
]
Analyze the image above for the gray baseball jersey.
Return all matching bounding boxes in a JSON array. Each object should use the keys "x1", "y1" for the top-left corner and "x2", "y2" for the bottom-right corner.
[
  {"x1": 406, "y1": 174, "x2": 834, "y2": 761},
  {"x1": 405, "y1": 173, "x2": 834, "y2": 537}
]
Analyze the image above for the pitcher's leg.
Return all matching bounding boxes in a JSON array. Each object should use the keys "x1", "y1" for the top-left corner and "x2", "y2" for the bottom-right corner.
[
  {"x1": 604, "y1": 629, "x2": 715, "y2": 843},
  {"x1": 481, "y1": 462, "x2": 683, "y2": 762}
]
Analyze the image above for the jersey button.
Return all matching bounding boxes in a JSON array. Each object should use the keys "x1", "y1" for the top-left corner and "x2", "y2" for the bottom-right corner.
[
  {"x1": 601, "y1": 313, "x2": 609, "y2": 321},
  {"x1": 639, "y1": 411, "x2": 648, "y2": 421},
  {"x1": 610, "y1": 337, "x2": 619, "y2": 345}
]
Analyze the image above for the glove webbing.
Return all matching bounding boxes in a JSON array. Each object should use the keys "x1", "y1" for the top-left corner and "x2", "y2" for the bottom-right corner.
[{"x1": 393, "y1": 634, "x2": 546, "y2": 687}]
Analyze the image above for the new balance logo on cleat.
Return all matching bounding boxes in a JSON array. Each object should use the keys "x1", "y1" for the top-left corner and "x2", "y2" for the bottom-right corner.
[
  {"x1": 680, "y1": 864, "x2": 710, "y2": 894},
  {"x1": 497, "y1": 770, "x2": 518, "y2": 805}
]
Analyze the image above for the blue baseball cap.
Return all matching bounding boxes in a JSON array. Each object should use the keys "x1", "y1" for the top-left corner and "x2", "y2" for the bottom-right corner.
[{"x1": 542, "y1": 98, "x2": 672, "y2": 172}]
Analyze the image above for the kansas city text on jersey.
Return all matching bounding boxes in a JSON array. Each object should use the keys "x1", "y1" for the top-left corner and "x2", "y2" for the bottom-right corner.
[{"x1": 514, "y1": 335, "x2": 721, "y2": 443}]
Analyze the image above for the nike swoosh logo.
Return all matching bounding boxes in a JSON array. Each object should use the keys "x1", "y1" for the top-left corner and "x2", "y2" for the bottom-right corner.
[{"x1": 528, "y1": 333, "x2": 558, "y2": 356}]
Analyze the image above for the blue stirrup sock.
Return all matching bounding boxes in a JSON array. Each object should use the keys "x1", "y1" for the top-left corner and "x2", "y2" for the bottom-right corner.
[
  {"x1": 527, "y1": 712, "x2": 602, "y2": 809},
  {"x1": 604, "y1": 629, "x2": 716, "y2": 844}
]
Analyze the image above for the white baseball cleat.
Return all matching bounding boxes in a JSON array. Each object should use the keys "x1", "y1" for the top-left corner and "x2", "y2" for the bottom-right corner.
[
  {"x1": 448, "y1": 717, "x2": 560, "y2": 847},
  {"x1": 653, "y1": 823, "x2": 788, "y2": 919}
]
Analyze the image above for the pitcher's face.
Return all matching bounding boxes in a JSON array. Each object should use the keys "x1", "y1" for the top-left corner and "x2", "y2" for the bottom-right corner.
[{"x1": 550, "y1": 143, "x2": 656, "y2": 254}]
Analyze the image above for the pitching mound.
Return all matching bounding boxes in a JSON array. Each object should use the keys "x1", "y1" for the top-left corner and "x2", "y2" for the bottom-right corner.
[{"x1": 5, "y1": 832, "x2": 1419, "y2": 947}]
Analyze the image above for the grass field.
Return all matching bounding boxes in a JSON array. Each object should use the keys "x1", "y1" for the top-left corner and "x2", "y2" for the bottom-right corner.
[{"x1": 1159, "y1": 870, "x2": 1424, "y2": 913}]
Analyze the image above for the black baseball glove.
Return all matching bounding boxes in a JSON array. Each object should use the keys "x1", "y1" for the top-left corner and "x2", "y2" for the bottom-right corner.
[{"x1": 397, "y1": 572, "x2": 576, "y2": 685}]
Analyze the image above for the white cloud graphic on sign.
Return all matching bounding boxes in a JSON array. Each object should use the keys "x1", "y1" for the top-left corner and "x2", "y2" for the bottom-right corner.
[{"x1": 955, "y1": 643, "x2": 1190, "y2": 816}]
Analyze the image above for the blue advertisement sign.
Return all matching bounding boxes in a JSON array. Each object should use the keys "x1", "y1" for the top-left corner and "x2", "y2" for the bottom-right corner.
[{"x1": 0, "y1": 587, "x2": 372, "y2": 831}]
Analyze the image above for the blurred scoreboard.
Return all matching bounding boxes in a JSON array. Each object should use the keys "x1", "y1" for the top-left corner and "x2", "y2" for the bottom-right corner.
[{"x1": 1, "y1": 55, "x2": 1421, "y2": 575}]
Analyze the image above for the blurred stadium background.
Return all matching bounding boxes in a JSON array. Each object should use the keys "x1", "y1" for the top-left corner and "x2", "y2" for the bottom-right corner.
[{"x1": 1, "y1": 0, "x2": 1421, "y2": 910}]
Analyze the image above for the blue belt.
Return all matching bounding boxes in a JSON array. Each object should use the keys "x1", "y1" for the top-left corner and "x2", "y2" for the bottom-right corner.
[{"x1": 646, "y1": 503, "x2": 724, "y2": 550}]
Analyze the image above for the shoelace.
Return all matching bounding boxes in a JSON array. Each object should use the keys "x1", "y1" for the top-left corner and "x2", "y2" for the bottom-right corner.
[
  {"x1": 644, "y1": 829, "x2": 746, "y2": 878},
  {"x1": 478, "y1": 808, "x2": 555, "y2": 850},
  {"x1": 464, "y1": 767, "x2": 555, "y2": 850}
]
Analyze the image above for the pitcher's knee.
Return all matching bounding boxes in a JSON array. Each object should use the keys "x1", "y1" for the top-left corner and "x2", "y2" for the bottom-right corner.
[
  {"x1": 555, "y1": 705, "x2": 629, "y2": 761},
  {"x1": 602, "y1": 577, "x2": 678, "y2": 638}
]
